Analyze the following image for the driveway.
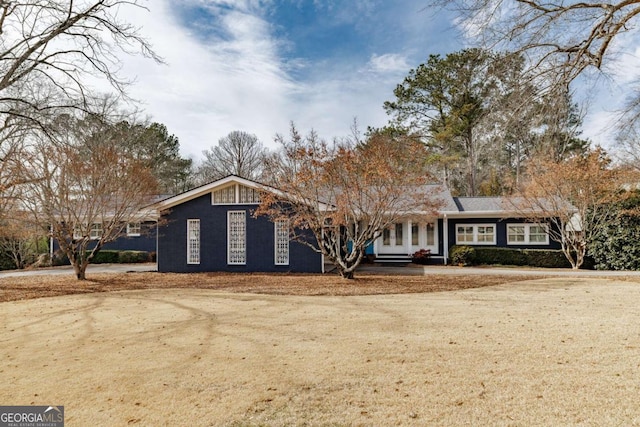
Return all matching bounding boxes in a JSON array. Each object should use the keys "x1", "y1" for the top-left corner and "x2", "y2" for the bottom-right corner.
[
  {"x1": 357, "y1": 263, "x2": 640, "y2": 277},
  {"x1": 0, "y1": 262, "x2": 157, "y2": 278},
  {"x1": 2, "y1": 262, "x2": 640, "y2": 278}
]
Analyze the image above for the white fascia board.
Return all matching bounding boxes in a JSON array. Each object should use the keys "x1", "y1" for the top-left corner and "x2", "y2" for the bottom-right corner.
[{"x1": 154, "y1": 175, "x2": 263, "y2": 210}]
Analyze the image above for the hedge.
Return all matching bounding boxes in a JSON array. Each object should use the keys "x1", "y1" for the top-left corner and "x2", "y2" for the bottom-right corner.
[
  {"x1": 449, "y1": 245, "x2": 572, "y2": 268},
  {"x1": 52, "y1": 250, "x2": 154, "y2": 266}
]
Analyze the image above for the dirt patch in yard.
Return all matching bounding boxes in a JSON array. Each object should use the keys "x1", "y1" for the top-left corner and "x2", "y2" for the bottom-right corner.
[{"x1": 0, "y1": 271, "x2": 552, "y2": 302}]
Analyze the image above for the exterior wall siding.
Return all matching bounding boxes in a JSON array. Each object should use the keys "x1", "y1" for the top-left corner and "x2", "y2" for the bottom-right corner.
[
  {"x1": 157, "y1": 194, "x2": 322, "y2": 273},
  {"x1": 52, "y1": 221, "x2": 157, "y2": 253},
  {"x1": 447, "y1": 217, "x2": 562, "y2": 251}
]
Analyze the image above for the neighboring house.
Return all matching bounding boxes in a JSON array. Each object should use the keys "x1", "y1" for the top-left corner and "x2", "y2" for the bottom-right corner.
[{"x1": 153, "y1": 175, "x2": 323, "y2": 273}]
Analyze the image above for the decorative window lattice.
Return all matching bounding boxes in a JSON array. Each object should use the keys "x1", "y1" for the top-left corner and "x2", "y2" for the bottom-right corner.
[
  {"x1": 187, "y1": 219, "x2": 200, "y2": 264},
  {"x1": 274, "y1": 219, "x2": 289, "y2": 265},
  {"x1": 239, "y1": 185, "x2": 260, "y2": 203},
  {"x1": 228, "y1": 211, "x2": 246, "y2": 264},
  {"x1": 213, "y1": 186, "x2": 236, "y2": 204}
]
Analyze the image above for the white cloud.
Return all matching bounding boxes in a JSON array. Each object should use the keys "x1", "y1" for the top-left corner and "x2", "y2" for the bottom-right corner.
[{"x1": 367, "y1": 53, "x2": 411, "y2": 74}]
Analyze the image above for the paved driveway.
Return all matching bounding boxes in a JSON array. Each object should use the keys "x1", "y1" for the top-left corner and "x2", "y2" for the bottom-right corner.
[
  {"x1": 2, "y1": 262, "x2": 640, "y2": 278},
  {"x1": 358, "y1": 263, "x2": 640, "y2": 277},
  {"x1": 0, "y1": 263, "x2": 157, "y2": 278}
]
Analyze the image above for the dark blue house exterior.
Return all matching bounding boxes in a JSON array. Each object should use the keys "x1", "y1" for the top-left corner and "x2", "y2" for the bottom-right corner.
[{"x1": 154, "y1": 176, "x2": 323, "y2": 273}]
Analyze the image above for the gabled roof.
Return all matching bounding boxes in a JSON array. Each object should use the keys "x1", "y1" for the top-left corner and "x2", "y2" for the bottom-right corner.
[{"x1": 152, "y1": 175, "x2": 270, "y2": 210}]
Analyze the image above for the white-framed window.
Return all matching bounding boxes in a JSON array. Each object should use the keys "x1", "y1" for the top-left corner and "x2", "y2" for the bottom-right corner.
[
  {"x1": 411, "y1": 223, "x2": 419, "y2": 246},
  {"x1": 507, "y1": 223, "x2": 549, "y2": 245},
  {"x1": 90, "y1": 223, "x2": 103, "y2": 240},
  {"x1": 127, "y1": 222, "x2": 141, "y2": 237},
  {"x1": 213, "y1": 186, "x2": 236, "y2": 204},
  {"x1": 274, "y1": 219, "x2": 289, "y2": 265},
  {"x1": 228, "y1": 211, "x2": 246, "y2": 265},
  {"x1": 395, "y1": 223, "x2": 403, "y2": 246},
  {"x1": 187, "y1": 219, "x2": 200, "y2": 264},
  {"x1": 426, "y1": 222, "x2": 435, "y2": 246},
  {"x1": 455, "y1": 224, "x2": 496, "y2": 245},
  {"x1": 239, "y1": 185, "x2": 261, "y2": 203},
  {"x1": 212, "y1": 184, "x2": 261, "y2": 205}
]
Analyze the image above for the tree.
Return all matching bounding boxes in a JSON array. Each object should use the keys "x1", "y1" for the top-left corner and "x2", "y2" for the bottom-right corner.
[
  {"x1": 436, "y1": 1, "x2": 640, "y2": 125},
  {"x1": 196, "y1": 131, "x2": 267, "y2": 183},
  {"x1": 0, "y1": 1, "x2": 160, "y2": 229},
  {"x1": 384, "y1": 49, "x2": 553, "y2": 196},
  {"x1": 0, "y1": 0, "x2": 160, "y2": 128},
  {"x1": 513, "y1": 148, "x2": 630, "y2": 269},
  {"x1": 24, "y1": 112, "x2": 158, "y2": 280},
  {"x1": 120, "y1": 122, "x2": 193, "y2": 195},
  {"x1": 256, "y1": 124, "x2": 441, "y2": 279}
]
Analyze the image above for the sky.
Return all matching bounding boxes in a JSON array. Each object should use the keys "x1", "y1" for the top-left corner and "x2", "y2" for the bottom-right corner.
[{"x1": 117, "y1": 0, "x2": 640, "y2": 161}]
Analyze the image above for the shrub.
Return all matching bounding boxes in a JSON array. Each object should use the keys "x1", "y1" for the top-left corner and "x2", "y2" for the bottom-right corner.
[
  {"x1": 118, "y1": 251, "x2": 151, "y2": 263},
  {"x1": 411, "y1": 249, "x2": 431, "y2": 265},
  {"x1": 450, "y1": 246, "x2": 572, "y2": 268},
  {"x1": 90, "y1": 250, "x2": 119, "y2": 264},
  {"x1": 449, "y1": 245, "x2": 476, "y2": 266}
]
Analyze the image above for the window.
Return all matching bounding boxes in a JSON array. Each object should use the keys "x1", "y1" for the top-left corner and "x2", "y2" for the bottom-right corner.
[
  {"x1": 228, "y1": 211, "x2": 246, "y2": 265},
  {"x1": 90, "y1": 223, "x2": 103, "y2": 240},
  {"x1": 239, "y1": 185, "x2": 260, "y2": 203},
  {"x1": 213, "y1": 184, "x2": 261, "y2": 204},
  {"x1": 274, "y1": 219, "x2": 289, "y2": 265},
  {"x1": 455, "y1": 224, "x2": 496, "y2": 245},
  {"x1": 382, "y1": 228, "x2": 391, "y2": 245},
  {"x1": 395, "y1": 223, "x2": 403, "y2": 246},
  {"x1": 213, "y1": 186, "x2": 236, "y2": 204},
  {"x1": 187, "y1": 219, "x2": 200, "y2": 264},
  {"x1": 507, "y1": 224, "x2": 549, "y2": 245},
  {"x1": 426, "y1": 222, "x2": 435, "y2": 246},
  {"x1": 411, "y1": 223, "x2": 419, "y2": 246},
  {"x1": 127, "y1": 222, "x2": 141, "y2": 237}
]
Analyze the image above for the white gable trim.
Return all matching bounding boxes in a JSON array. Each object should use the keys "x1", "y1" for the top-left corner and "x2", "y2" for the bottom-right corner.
[{"x1": 153, "y1": 175, "x2": 268, "y2": 210}]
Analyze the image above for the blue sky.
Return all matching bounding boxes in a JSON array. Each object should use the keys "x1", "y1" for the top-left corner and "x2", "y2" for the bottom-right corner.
[{"x1": 118, "y1": 0, "x2": 636, "y2": 160}]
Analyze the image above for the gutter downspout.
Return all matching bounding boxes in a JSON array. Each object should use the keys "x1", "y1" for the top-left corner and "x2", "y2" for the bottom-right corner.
[{"x1": 443, "y1": 214, "x2": 448, "y2": 265}]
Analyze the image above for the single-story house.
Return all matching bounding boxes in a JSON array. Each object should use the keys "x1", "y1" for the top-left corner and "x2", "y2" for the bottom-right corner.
[{"x1": 145, "y1": 175, "x2": 563, "y2": 273}]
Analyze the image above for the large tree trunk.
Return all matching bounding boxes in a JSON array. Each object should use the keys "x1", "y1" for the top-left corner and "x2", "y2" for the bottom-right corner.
[{"x1": 73, "y1": 260, "x2": 89, "y2": 280}]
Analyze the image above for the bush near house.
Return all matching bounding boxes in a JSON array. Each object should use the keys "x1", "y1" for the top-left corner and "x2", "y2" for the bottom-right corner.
[
  {"x1": 411, "y1": 249, "x2": 432, "y2": 265},
  {"x1": 52, "y1": 250, "x2": 154, "y2": 266},
  {"x1": 449, "y1": 246, "x2": 579, "y2": 268}
]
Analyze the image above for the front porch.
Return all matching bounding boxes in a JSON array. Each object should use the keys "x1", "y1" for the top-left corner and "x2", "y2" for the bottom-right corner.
[{"x1": 371, "y1": 219, "x2": 446, "y2": 264}]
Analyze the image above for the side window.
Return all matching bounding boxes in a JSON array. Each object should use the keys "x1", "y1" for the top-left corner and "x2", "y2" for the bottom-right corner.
[{"x1": 187, "y1": 219, "x2": 200, "y2": 264}]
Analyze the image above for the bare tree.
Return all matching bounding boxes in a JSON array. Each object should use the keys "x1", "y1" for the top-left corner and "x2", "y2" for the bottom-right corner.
[
  {"x1": 24, "y1": 112, "x2": 159, "y2": 280},
  {"x1": 513, "y1": 148, "x2": 631, "y2": 269},
  {"x1": 435, "y1": 0, "x2": 640, "y2": 133},
  {"x1": 439, "y1": 1, "x2": 640, "y2": 83},
  {"x1": 0, "y1": 1, "x2": 161, "y2": 227},
  {"x1": 197, "y1": 131, "x2": 267, "y2": 183},
  {"x1": 256, "y1": 125, "x2": 442, "y2": 279},
  {"x1": 0, "y1": 0, "x2": 161, "y2": 126}
]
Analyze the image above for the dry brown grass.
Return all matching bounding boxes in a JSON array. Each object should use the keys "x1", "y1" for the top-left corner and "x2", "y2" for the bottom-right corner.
[
  {"x1": 2, "y1": 273, "x2": 640, "y2": 425},
  {"x1": 0, "y1": 271, "x2": 548, "y2": 302}
]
